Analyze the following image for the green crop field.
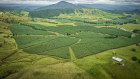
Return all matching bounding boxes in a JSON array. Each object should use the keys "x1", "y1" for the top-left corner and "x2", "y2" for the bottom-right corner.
[
  {"x1": 14, "y1": 36, "x2": 61, "y2": 48},
  {"x1": 23, "y1": 37, "x2": 78, "y2": 57},
  {"x1": 72, "y1": 35, "x2": 140, "y2": 58},
  {"x1": 9, "y1": 23, "x2": 140, "y2": 59},
  {"x1": 10, "y1": 24, "x2": 55, "y2": 35}
]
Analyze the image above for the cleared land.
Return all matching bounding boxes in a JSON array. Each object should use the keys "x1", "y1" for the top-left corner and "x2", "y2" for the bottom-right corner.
[{"x1": 10, "y1": 23, "x2": 140, "y2": 59}]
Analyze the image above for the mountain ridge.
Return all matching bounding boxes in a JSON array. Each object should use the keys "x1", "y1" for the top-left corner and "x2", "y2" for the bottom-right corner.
[
  {"x1": 0, "y1": 1, "x2": 140, "y2": 11},
  {"x1": 37, "y1": 1, "x2": 81, "y2": 10},
  {"x1": 37, "y1": 1, "x2": 140, "y2": 11}
]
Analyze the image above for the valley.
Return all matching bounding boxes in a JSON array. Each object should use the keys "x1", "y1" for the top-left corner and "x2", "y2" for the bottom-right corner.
[{"x1": 0, "y1": 1, "x2": 140, "y2": 79}]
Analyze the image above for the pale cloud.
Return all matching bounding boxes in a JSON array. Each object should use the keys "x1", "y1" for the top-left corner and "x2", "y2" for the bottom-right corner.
[
  {"x1": 93, "y1": 0, "x2": 116, "y2": 4},
  {"x1": 0, "y1": 0, "x2": 139, "y2": 5}
]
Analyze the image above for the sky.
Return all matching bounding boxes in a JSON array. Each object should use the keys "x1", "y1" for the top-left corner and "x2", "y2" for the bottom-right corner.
[{"x1": 0, "y1": 0, "x2": 140, "y2": 5}]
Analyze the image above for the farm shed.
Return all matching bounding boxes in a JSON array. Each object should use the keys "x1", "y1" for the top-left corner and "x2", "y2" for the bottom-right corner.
[{"x1": 112, "y1": 57, "x2": 123, "y2": 62}]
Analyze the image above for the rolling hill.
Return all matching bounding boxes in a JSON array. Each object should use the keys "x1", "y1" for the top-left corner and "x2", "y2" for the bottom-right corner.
[{"x1": 29, "y1": 8, "x2": 123, "y2": 19}]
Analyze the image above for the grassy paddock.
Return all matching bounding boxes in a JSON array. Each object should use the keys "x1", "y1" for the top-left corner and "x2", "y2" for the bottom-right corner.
[
  {"x1": 74, "y1": 44, "x2": 140, "y2": 79},
  {"x1": 115, "y1": 24, "x2": 140, "y2": 31}
]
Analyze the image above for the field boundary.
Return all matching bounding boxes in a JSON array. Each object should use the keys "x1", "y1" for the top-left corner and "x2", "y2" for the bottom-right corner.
[{"x1": 69, "y1": 46, "x2": 77, "y2": 61}]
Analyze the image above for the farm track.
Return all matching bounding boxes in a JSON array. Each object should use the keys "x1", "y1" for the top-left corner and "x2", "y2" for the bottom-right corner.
[
  {"x1": 1, "y1": 49, "x2": 18, "y2": 62},
  {"x1": 69, "y1": 46, "x2": 76, "y2": 61},
  {"x1": 75, "y1": 39, "x2": 81, "y2": 44},
  {"x1": 68, "y1": 39, "x2": 82, "y2": 61},
  {"x1": 47, "y1": 31, "x2": 66, "y2": 36}
]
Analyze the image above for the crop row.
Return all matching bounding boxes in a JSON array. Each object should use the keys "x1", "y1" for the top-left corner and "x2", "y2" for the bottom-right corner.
[
  {"x1": 10, "y1": 24, "x2": 54, "y2": 35},
  {"x1": 14, "y1": 36, "x2": 62, "y2": 48},
  {"x1": 46, "y1": 26, "x2": 132, "y2": 37},
  {"x1": 22, "y1": 37, "x2": 78, "y2": 58},
  {"x1": 16, "y1": 23, "x2": 132, "y2": 37}
]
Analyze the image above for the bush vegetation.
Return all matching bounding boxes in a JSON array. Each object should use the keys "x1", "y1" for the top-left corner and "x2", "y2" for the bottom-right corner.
[
  {"x1": 131, "y1": 56, "x2": 137, "y2": 61},
  {"x1": 131, "y1": 48, "x2": 136, "y2": 52},
  {"x1": 29, "y1": 9, "x2": 75, "y2": 18}
]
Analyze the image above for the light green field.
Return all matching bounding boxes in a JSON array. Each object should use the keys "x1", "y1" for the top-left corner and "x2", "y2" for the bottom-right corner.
[
  {"x1": 30, "y1": 22, "x2": 75, "y2": 27},
  {"x1": 30, "y1": 22, "x2": 57, "y2": 27},
  {"x1": 115, "y1": 24, "x2": 140, "y2": 31},
  {"x1": 95, "y1": 24, "x2": 140, "y2": 31}
]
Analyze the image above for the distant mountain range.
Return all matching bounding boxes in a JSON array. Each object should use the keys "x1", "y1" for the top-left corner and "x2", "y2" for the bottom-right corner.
[
  {"x1": 0, "y1": 1, "x2": 140, "y2": 11},
  {"x1": 37, "y1": 1, "x2": 80, "y2": 10},
  {"x1": 37, "y1": 1, "x2": 140, "y2": 11},
  {"x1": 0, "y1": 4, "x2": 45, "y2": 11}
]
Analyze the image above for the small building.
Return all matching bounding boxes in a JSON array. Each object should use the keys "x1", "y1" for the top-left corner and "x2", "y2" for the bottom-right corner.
[{"x1": 112, "y1": 57, "x2": 123, "y2": 62}]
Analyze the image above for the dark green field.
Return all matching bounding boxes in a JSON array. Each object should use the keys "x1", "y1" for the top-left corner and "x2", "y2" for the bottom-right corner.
[{"x1": 10, "y1": 23, "x2": 140, "y2": 59}]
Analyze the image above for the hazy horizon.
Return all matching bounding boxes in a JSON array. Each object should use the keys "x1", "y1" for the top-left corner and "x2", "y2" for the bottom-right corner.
[{"x1": 0, "y1": 0, "x2": 140, "y2": 5}]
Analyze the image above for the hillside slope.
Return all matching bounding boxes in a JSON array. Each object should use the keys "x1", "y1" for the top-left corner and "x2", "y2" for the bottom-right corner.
[{"x1": 29, "y1": 8, "x2": 121, "y2": 18}]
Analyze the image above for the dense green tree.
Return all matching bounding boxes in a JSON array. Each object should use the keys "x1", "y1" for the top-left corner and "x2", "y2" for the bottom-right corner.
[{"x1": 132, "y1": 56, "x2": 137, "y2": 61}]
